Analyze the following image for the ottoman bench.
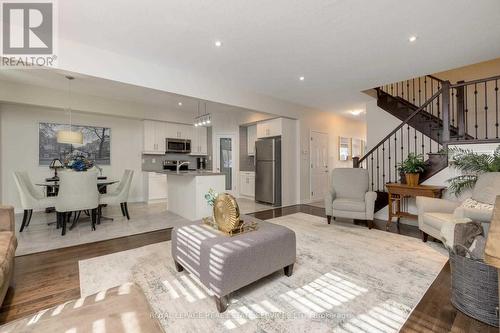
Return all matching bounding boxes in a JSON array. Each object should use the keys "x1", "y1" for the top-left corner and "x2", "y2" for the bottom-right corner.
[{"x1": 171, "y1": 216, "x2": 296, "y2": 312}]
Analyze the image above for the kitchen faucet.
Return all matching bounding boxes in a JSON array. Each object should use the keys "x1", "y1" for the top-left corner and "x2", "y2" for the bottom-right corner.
[{"x1": 176, "y1": 161, "x2": 190, "y2": 174}]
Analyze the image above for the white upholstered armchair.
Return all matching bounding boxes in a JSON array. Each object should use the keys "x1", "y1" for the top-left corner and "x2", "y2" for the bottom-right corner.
[
  {"x1": 417, "y1": 172, "x2": 500, "y2": 242},
  {"x1": 324, "y1": 168, "x2": 377, "y2": 229}
]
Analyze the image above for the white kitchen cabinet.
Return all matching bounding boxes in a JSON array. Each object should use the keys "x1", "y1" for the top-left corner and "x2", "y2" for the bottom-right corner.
[
  {"x1": 143, "y1": 120, "x2": 166, "y2": 154},
  {"x1": 145, "y1": 172, "x2": 168, "y2": 203},
  {"x1": 190, "y1": 126, "x2": 208, "y2": 155},
  {"x1": 155, "y1": 121, "x2": 167, "y2": 152},
  {"x1": 256, "y1": 118, "x2": 282, "y2": 138},
  {"x1": 143, "y1": 120, "x2": 156, "y2": 153},
  {"x1": 247, "y1": 125, "x2": 257, "y2": 156},
  {"x1": 166, "y1": 123, "x2": 193, "y2": 140},
  {"x1": 239, "y1": 171, "x2": 255, "y2": 197}
]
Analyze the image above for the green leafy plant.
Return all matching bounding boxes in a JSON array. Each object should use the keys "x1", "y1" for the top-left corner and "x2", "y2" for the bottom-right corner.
[
  {"x1": 398, "y1": 153, "x2": 426, "y2": 174},
  {"x1": 447, "y1": 146, "x2": 500, "y2": 196}
]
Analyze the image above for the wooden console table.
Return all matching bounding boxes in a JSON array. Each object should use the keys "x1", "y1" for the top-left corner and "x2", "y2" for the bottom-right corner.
[{"x1": 386, "y1": 183, "x2": 446, "y2": 231}]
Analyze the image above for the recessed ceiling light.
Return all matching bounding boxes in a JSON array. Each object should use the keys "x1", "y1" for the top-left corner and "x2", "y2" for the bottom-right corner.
[
  {"x1": 350, "y1": 110, "x2": 364, "y2": 116},
  {"x1": 299, "y1": 76, "x2": 305, "y2": 81},
  {"x1": 409, "y1": 35, "x2": 417, "y2": 42},
  {"x1": 215, "y1": 40, "x2": 222, "y2": 47},
  {"x1": 177, "y1": 102, "x2": 182, "y2": 106}
]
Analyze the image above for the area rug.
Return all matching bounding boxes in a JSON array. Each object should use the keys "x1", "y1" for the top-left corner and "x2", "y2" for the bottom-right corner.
[{"x1": 79, "y1": 213, "x2": 447, "y2": 332}]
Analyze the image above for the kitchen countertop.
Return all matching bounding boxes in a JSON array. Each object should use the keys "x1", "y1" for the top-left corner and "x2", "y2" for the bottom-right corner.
[{"x1": 155, "y1": 170, "x2": 224, "y2": 176}]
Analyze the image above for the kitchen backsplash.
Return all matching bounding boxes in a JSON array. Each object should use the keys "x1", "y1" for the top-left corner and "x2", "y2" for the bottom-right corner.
[{"x1": 142, "y1": 153, "x2": 199, "y2": 172}]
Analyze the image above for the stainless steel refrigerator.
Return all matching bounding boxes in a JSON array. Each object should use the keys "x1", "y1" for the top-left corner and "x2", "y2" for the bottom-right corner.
[{"x1": 255, "y1": 137, "x2": 281, "y2": 206}]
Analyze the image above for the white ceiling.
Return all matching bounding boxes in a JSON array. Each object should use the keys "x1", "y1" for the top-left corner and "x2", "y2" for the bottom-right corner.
[
  {"x1": 0, "y1": 68, "x2": 263, "y2": 117},
  {"x1": 4, "y1": 1, "x2": 500, "y2": 116},
  {"x1": 55, "y1": 0, "x2": 500, "y2": 113}
]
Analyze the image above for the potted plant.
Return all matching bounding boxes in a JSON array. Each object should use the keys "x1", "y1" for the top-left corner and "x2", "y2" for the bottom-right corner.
[
  {"x1": 447, "y1": 146, "x2": 500, "y2": 195},
  {"x1": 398, "y1": 153, "x2": 426, "y2": 186}
]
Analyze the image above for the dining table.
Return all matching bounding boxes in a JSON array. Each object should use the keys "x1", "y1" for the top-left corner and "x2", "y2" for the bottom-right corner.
[{"x1": 36, "y1": 178, "x2": 119, "y2": 225}]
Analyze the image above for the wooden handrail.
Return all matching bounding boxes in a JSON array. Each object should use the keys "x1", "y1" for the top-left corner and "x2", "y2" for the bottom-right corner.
[
  {"x1": 358, "y1": 88, "x2": 443, "y2": 165},
  {"x1": 450, "y1": 74, "x2": 500, "y2": 88},
  {"x1": 426, "y1": 74, "x2": 444, "y2": 83}
]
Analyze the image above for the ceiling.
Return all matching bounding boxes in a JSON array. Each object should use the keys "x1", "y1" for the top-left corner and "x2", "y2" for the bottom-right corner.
[
  {"x1": 3, "y1": 1, "x2": 500, "y2": 117},
  {"x1": 54, "y1": 0, "x2": 500, "y2": 113},
  {"x1": 0, "y1": 68, "x2": 264, "y2": 117}
]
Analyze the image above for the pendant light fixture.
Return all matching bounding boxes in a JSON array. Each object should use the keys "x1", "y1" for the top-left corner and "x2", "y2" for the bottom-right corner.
[
  {"x1": 193, "y1": 101, "x2": 212, "y2": 127},
  {"x1": 57, "y1": 75, "x2": 83, "y2": 145}
]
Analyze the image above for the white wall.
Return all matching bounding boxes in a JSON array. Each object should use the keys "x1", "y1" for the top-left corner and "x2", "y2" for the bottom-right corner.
[
  {"x1": 298, "y1": 111, "x2": 366, "y2": 203},
  {"x1": 0, "y1": 104, "x2": 145, "y2": 211},
  {"x1": 366, "y1": 98, "x2": 500, "y2": 222}
]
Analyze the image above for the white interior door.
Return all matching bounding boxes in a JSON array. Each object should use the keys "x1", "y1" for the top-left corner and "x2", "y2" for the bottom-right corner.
[
  {"x1": 310, "y1": 131, "x2": 329, "y2": 202},
  {"x1": 214, "y1": 134, "x2": 237, "y2": 194}
]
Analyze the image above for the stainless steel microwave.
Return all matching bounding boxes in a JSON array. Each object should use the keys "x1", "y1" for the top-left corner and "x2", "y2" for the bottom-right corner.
[{"x1": 165, "y1": 138, "x2": 191, "y2": 153}]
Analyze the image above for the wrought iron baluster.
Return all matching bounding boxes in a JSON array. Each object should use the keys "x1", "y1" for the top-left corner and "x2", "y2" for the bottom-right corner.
[
  {"x1": 400, "y1": 127, "x2": 404, "y2": 163},
  {"x1": 414, "y1": 127, "x2": 417, "y2": 154},
  {"x1": 430, "y1": 80, "x2": 434, "y2": 116},
  {"x1": 418, "y1": 77, "x2": 422, "y2": 107},
  {"x1": 451, "y1": 89, "x2": 455, "y2": 127},
  {"x1": 376, "y1": 148, "x2": 380, "y2": 191},
  {"x1": 370, "y1": 154, "x2": 374, "y2": 191},
  {"x1": 496, "y1": 79, "x2": 499, "y2": 139},
  {"x1": 428, "y1": 123, "x2": 432, "y2": 153},
  {"x1": 382, "y1": 143, "x2": 385, "y2": 187},
  {"x1": 407, "y1": 125, "x2": 410, "y2": 153},
  {"x1": 437, "y1": 83, "x2": 441, "y2": 119},
  {"x1": 465, "y1": 85, "x2": 469, "y2": 137},
  {"x1": 406, "y1": 81, "x2": 410, "y2": 102},
  {"x1": 421, "y1": 131, "x2": 424, "y2": 156},
  {"x1": 412, "y1": 78, "x2": 416, "y2": 105},
  {"x1": 484, "y1": 82, "x2": 488, "y2": 139},
  {"x1": 424, "y1": 77, "x2": 427, "y2": 101},
  {"x1": 394, "y1": 134, "x2": 397, "y2": 182},
  {"x1": 388, "y1": 136, "x2": 392, "y2": 182},
  {"x1": 474, "y1": 83, "x2": 478, "y2": 139}
]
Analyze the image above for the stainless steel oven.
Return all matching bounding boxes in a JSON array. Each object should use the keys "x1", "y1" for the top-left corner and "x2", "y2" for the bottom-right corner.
[{"x1": 165, "y1": 138, "x2": 191, "y2": 153}]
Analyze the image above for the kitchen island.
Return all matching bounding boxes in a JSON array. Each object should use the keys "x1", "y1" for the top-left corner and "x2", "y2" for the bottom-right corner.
[{"x1": 163, "y1": 171, "x2": 225, "y2": 221}]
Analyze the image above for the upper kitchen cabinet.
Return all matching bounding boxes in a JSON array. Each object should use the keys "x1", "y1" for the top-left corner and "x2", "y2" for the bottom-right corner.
[
  {"x1": 190, "y1": 126, "x2": 208, "y2": 156},
  {"x1": 143, "y1": 120, "x2": 166, "y2": 154},
  {"x1": 247, "y1": 124, "x2": 257, "y2": 156},
  {"x1": 256, "y1": 118, "x2": 282, "y2": 138},
  {"x1": 165, "y1": 123, "x2": 193, "y2": 140}
]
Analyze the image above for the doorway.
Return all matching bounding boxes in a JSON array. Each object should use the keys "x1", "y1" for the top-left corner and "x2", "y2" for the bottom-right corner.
[
  {"x1": 215, "y1": 134, "x2": 237, "y2": 194},
  {"x1": 310, "y1": 131, "x2": 329, "y2": 202}
]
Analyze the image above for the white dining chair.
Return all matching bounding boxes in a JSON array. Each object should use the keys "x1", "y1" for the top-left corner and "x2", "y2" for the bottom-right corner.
[
  {"x1": 55, "y1": 170, "x2": 99, "y2": 236},
  {"x1": 100, "y1": 170, "x2": 134, "y2": 220},
  {"x1": 13, "y1": 171, "x2": 56, "y2": 232}
]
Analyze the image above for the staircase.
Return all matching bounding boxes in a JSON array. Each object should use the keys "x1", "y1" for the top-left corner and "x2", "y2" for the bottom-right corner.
[{"x1": 356, "y1": 74, "x2": 500, "y2": 211}]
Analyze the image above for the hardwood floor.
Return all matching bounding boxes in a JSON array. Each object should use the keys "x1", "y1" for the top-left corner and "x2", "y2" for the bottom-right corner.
[
  {"x1": 0, "y1": 204, "x2": 495, "y2": 332},
  {"x1": 400, "y1": 263, "x2": 496, "y2": 333},
  {"x1": 0, "y1": 229, "x2": 171, "y2": 323}
]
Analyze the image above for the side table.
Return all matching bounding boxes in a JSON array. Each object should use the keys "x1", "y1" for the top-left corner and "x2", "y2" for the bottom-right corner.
[{"x1": 386, "y1": 183, "x2": 446, "y2": 231}]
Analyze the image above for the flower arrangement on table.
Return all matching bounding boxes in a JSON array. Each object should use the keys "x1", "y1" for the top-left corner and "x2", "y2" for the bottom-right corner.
[{"x1": 64, "y1": 153, "x2": 94, "y2": 171}]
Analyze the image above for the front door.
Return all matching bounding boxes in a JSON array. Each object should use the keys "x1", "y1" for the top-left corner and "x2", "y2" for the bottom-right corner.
[{"x1": 310, "y1": 131, "x2": 329, "y2": 201}]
